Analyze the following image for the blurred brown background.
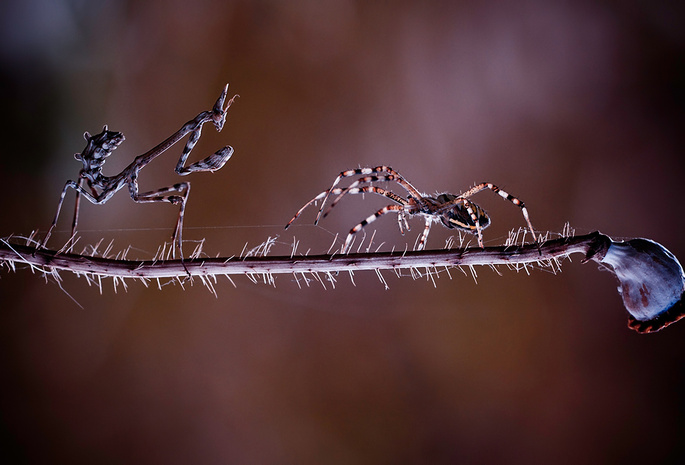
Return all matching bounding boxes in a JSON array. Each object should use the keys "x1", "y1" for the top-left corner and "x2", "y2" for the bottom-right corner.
[{"x1": 1, "y1": 0, "x2": 684, "y2": 463}]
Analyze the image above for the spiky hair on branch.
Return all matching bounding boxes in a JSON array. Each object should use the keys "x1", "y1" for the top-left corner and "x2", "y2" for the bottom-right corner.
[{"x1": 1, "y1": 230, "x2": 683, "y2": 333}]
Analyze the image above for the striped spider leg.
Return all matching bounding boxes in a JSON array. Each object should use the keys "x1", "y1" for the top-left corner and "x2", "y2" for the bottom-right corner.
[
  {"x1": 435, "y1": 182, "x2": 537, "y2": 247},
  {"x1": 311, "y1": 166, "x2": 424, "y2": 225},
  {"x1": 40, "y1": 84, "x2": 238, "y2": 258},
  {"x1": 285, "y1": 166, "x2": 419, "y2": 233},
  {"x1": 284, "y1": 168, "x2": 415, "y2": 230},
  {"x1": 285, "y1": 166, "x2": 536, "y2": 253}
]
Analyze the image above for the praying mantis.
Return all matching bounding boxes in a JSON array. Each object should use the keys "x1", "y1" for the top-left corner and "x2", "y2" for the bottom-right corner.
[{"x1": 40, "y1": 84, "x2": 238, "y2": 258}]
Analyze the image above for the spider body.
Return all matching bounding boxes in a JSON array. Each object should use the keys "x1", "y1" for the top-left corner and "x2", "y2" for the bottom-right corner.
[
  {"x1": 41, "y1": 85, "x2": 238, "y2": 257},
  {"x1": 285, "y1": 166, "x2": 535, "y2": 252},
  {"x1": 429, "y1": 193, "x2": 491, "y2": 231}
]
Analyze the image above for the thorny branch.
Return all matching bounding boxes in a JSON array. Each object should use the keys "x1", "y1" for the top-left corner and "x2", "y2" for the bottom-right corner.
[{"x1": 1, "y1": 231, "x2": 683, "y2": 333}]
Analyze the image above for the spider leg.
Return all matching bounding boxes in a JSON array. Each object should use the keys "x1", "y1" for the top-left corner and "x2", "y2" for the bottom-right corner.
[
  {"x1": 342, "y1": 204, "x2": 405, "y2": 253},
  {"x1": 323, "y1": 175, "x2": 408, "y2": 218},
  {"x1": 460, "y1": 198, "x2": 485, "y2": 247},
  {"x1": 416, "y1": 218, "x2": 433, "y2": 250},
  {"x1": 128, "y1": 172, "x2": 190, "y2": 258},
  {"x1": 442, "y1": 182, "x2": 536, "y2": 244},
  {"x1": 398, "y1": 210, "x2": 410, "y2": 235},
  {"x1": 286, "y1": 173, "x2": 408, "y2": 229},
  {"x1": 285, "y1": 185, "x2": 411, "y2": 235},
  {"x1": 315, "y1": 166, "x2": 423, "y2": 224},
  {"x1": 284, "y1": 188, "x2": 347, "y2": 229},
  {"x1": 323, "y1": 185, "x2": 408, "y2": 219}
]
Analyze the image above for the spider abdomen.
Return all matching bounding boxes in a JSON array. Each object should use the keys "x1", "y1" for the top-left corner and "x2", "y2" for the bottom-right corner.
[{"x1": 440, "y1": 204, "x2": 491, "y2": 231}]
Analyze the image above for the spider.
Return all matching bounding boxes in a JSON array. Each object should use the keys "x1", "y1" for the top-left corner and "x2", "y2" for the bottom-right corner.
[
  {"x1": 40, "y1": 84, "x2": 238, "y2": 257},
  {"x1": 285, "y1": 166, "x2": 537, "y2": 253}
]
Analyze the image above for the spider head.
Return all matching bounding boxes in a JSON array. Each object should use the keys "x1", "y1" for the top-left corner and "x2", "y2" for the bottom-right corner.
[
  {"x1": 74, "y1": 125, "x2": 125, "y2": 169},
  {"x1": 435, "y1": 194, "x2": 491, "y2": 232}
]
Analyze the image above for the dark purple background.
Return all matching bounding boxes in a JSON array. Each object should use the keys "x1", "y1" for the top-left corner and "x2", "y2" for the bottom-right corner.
[{"x1": 1, "y1": 1, "x2": 684, "y2": 463}]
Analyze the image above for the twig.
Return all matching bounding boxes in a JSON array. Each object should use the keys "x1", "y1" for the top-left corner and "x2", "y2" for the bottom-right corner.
[{"x1": 1, "y1": 231, "x2": 683, "y2": 333}]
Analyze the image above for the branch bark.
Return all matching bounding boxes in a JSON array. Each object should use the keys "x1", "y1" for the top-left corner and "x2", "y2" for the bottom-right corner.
[{"x1": 1, "y1": 231, "x2": 683, "y2": 333}]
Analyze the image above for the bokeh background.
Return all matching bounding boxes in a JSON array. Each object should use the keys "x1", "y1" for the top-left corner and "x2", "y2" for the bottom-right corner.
[{"x1": 1, "y1": 0, "x2": 684, "y2": 463}]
